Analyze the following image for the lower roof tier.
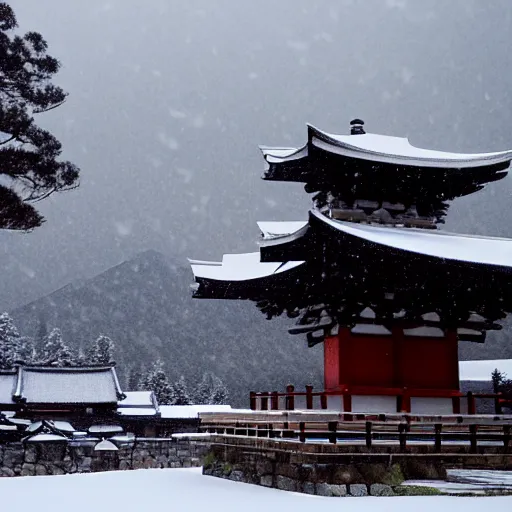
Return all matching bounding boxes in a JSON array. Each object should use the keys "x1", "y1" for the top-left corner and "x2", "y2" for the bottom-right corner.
[{"x1": 190, "y1": 209, "x2": 512, "y2": 340}]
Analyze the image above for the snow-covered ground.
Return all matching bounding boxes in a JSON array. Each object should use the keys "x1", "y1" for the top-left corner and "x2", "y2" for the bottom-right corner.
[{"x1": 0, "y1": 468, "x2": 510, "y2": 512}]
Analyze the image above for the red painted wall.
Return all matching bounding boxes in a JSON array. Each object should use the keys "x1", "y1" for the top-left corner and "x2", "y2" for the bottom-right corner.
[{"x1": 323, "y1": 328, "x2": 459, "y2": 392}]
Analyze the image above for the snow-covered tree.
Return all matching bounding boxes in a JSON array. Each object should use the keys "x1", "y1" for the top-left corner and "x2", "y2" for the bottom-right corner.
[
  {"x1": 171, "y1": 375, "x2": 191, "y2": 405},
  {"x1": 140, "y1": 359, "x2": 174, "y2": 404},
  {"x1": 38, "y1": 328, "x2": 76, "y2": 366},
  {"x1": 0, "y1": 312, "x2": 21, "y2": 368},
  {"x1": 88, "y1": 335, "x2": 115, "y2": 365},
  {"x1": 16, "y1": 336, "x2": 35, "y2": 365},
  {"x1": 192, "y1": 372, "x2": 229, "y2": 405}
]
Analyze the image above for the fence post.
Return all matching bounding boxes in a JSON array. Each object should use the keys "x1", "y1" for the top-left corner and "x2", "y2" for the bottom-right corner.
[
  {"x1": 365, "y1": 421, "x2": 372, "y2": 449},
  {"x1": 271, "y1": 391, "x2": 279, "y2": 410},
  {"x1": 328, "y1": 421, "x2": 337, "y2": 444},
  {"x1": 467, "y1": 392, "x2": 476, "y2": 415},
  {"x1": 504, "y1": 425, "x2": 510, "y2": 453},
  {"x1": 495, "y1": 393, "x2": 503, "y2": 415},
  {"x1": 469, "y1": 424, "x2": 478, "y2": 453},
  {"x1": 452, "y1": 396, "x2": 461, "y2": 415},
  {"x1": 305, "y1": 385, "x2": 313, "y2": 409},
  {"x1": 299, "y1": 422, "x2": 306, "y2": 443},
  {"x1": 285, "y1": 385, "x2": 295, "y2": 411},
  {"x1": 250, "y1": 392, "x2": 257, "y2": 411},
  {"x1": 434, "y1": 423, "x2": 442, "y2": 452},
  {"x1": 260, "y1": 392, "x2": 269, "y2": 411},
  {"x1": 320, "y1": 393, "x2": 328, "y2": 410},
  {"x1": 398, "y1": 423, "x2": 408, "y2": 452}
]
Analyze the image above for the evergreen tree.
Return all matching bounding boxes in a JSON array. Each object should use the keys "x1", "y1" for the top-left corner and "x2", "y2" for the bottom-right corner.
[
  {"x1": 492, "y1": 368, "x2": 504, "y2": 393},
  {"x1": 38, "y1": 328, "x2": 75, "y2": 366},
  {"x1": 0, "y1": 312, "x2": 20, "y2": 368},
  {"x1": 140, "y1": 359, "x2": 174, "y2": 405},
  {"x1": 210, "y1": 377, "x2": 229, "y2": 405},
  {"x1": 89, "y1": 335, "x2": 115, "y2": 365},
  {"x1": 0, "y1": 3, "x2": 80, "y2": 231},
  {"x1": 172, "y1": 375, "x2": 191, "y2": 405},
  {"x1": 16, "y1": 336, "x2": 35, "y2": 364},
  {"x1": 192, "y1": 372, "x2": 229, "y2": 405},
  {"x1": 127, "y1": 364, "x2": 144, "y2": 391}
]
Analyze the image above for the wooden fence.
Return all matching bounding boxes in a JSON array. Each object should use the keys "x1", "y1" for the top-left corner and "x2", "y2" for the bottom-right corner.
[
  {"x1": 249, "y1": 385, "x2": 510, "y2": 415},
  {"x1": 200, "y1": 413, "x2": 512, "y2": 454}
]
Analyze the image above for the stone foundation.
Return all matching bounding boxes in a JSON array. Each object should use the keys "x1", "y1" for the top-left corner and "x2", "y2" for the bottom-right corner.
[
  {"x1": 0, "y1": 436, "x2": 209, "y2": 477},
  {"x1": 202, "y1": 435, "x2": 512, "y2": 496}
]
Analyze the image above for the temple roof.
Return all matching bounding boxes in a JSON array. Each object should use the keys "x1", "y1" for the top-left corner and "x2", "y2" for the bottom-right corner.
[
  {"x1": 312, "y1": 209, "x2": 512, "y2": 270},
  {"x1": 0, "y1": 365, "x2": 125, "y2": 406},
  {"x1": 262, "y1": 124, "x2": 512, "y2": 178},
  {"x1": 190, "y1": 252, "x2": 304, "y2": 282}
]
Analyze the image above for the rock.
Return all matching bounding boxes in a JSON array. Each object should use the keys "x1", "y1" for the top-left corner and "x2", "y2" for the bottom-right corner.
[
  {"x1": 0, "y1": 468, "x2": 15, "y2": 477},
  {"x1": 276, "y1": 476, "x2": 297, "y2": 492},
  {"x1": 119, "y1": 460, "x2": 131, "y2": 471},
  {"x1": 182, "y1": 460, "x2": 192, "y2": 468},
  {"x1": 77, "y1": 457, "x2": 92, "y2": 472},
  {"x1": 349, "y1": 484, "x2": 368, "y2": 496},
  {"x1": 228, "y1": 471, "x2": 245, "y2": 482},
  {"x1": 316, "y1": 483, "x2": 347, "y2": 497},
  {"x1": 24, "y1": 446, "x2": 37, "y2": 464},
  {"x1": 370, "y1": 483, "x2": 394, "y2": 496},
  {"x1": 260, "y1": 475, "x2": 273, "y2": 487},
  {"x1": 20, "y1": 464, "x2": 35, "y2": 477},
  {"x1": 302, "y1": 482, "x2": 315, "y2": 495},
  {"x1": 330, "y1": 484, "x2": 347, "y2": 497},
  {"x1": 35, "y1": 465, "x2": 47, "y2": 476}
]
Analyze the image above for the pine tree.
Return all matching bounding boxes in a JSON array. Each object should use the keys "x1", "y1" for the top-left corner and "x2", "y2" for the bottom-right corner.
[
  {"x1": 127, "y1": 364, "x2": 144, "y2": 391},
  {"x1": 172, "y1": 376, "x2": 191, "y2": 405},
  {"x1": 38, "y1": 328, "x2": 75, "y2": 366},
  {"x1": 0, "y1": 3, "x2": 80, "y2": 231},
  {"x1": 0, "y1": 312, "x2": 20, "y2": 368},
  {"x1": 16, "y1": 336, "x2": 35, "y2": 365},
  {"x1": 89, "y1": 335, "x2": 115, "y2": 365},
  {"x1": 192, "y1": 372, "x2": 229, "y2": 405},
  {"x1": 140, "y1": 360, "x2": 174, "y2": 405},
  {"x1": 210, "y1": 376, "x2": 229, "y2": 405},
  {"x1": 492, "y1": 368, "x2": 504, "y2": 393}
]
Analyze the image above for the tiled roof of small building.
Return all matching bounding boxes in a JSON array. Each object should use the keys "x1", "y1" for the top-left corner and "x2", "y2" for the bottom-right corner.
[
  {"x1": 10, "y1": 365, "x2": 124, "y2": 405},
  {"x1": 0, "y1": 371, "x2": 16, "y2": 405}
]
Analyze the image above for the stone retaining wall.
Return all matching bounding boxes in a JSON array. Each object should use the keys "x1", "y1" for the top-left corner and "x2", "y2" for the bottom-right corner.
[
  {"x1": 0, "y1": 436, "x2": 209, "y2": 477},
  {"x1": 203, "y1": 435, "x2": 512, "y2": 497}
]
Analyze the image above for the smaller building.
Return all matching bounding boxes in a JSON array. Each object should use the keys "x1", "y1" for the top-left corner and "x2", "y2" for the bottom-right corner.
[
  {"x1": 117, "y1": 391, "x2": 161, "y2": 436},
  {"x1": 0, "y1": 365, "x2": 125, "y2": 428}
]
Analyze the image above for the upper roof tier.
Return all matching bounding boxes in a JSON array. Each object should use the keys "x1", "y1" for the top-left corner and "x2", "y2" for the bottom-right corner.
[{"x1": 261, "y1": 123, "x2": 512, "y2": 180}]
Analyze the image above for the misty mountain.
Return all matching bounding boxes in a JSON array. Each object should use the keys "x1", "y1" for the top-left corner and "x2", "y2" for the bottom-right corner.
[{"x1": 11, "y1": 250, "x2": 323, "y2": 406}]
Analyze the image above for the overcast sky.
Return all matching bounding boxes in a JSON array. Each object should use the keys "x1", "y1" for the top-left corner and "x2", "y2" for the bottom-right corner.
[{"x1": 2, "y1": 0, "x2": 512, "y2": 310}]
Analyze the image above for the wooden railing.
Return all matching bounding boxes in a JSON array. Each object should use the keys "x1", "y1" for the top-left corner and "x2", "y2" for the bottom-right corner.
[
  {"x1": 200, "y1": 414, "x2": 512, "y2": 453},
  {"x1": 249, "y1": 385, "x2": 509, "y2": 415}
]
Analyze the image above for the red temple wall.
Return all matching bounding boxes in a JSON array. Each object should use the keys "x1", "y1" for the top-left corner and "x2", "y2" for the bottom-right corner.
[{"x1": 324, "y1": 327, "x2": 459, "y2": 393}]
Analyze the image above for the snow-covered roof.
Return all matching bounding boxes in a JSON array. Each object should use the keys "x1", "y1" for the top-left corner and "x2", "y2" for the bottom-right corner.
[
  {"x1": 94, "y1": 439, "x2": 118, "y2": 451},
  {"x1": 314, "y1": 209, "x2": 512, "y2": 269},
  {"x1": 25, "y1": 433, "x2": 68, "y2": 443},
  {"x1": 159, "y1": 405, "x2": 232, "y2": 419},
  {"x1": 16, "y1": 366, "x2": 123, "y2": 404},
  {"x1": 88, "y1": 425, "x2": 123, "y2": 434},
  {"x1": 0, "y1": 371, "x2": 16, "y2": 405},
  {"x1": 190, "y1": 252, "x2": 304, "y2": 281},
  {"x1": 118, "y1": 407, "x2": 158, "y2": 417},
  {"x1": 257, "y1": 221, "x2": 307, "y2": 240},
  {"x1": 263, "y1": 124, "x2": 512, "y2": 169},
  {"x1": 459, "y1": 359, "x2": 512, "y2": 381},
  {"x1": 119, "y1": 391, "x2": 156, "y2": 408}
]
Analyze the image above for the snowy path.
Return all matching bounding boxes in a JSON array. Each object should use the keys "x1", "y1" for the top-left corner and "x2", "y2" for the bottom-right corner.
[{"x1": 0, "y1": 468, "x2": 510, "y2": 512}]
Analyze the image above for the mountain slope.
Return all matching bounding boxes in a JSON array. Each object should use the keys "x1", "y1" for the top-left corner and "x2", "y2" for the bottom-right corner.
[{"x1": 11, "y1": 250, "x2": 323, "y2": 406}]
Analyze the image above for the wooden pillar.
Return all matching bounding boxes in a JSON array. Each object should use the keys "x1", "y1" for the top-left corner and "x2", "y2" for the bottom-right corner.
[{"x1": 324, "y1": 335, "x2": 341, "y2": 390}]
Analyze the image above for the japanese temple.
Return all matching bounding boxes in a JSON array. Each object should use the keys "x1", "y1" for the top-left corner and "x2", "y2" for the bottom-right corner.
[{"x1": 190, "y1": 119, "x2": 512, "y2": 414}]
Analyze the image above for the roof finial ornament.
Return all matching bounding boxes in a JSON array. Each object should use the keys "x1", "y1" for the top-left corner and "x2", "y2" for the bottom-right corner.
[{"x1": 350, "y1": 118, "x2": 365, "y2": 135}]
